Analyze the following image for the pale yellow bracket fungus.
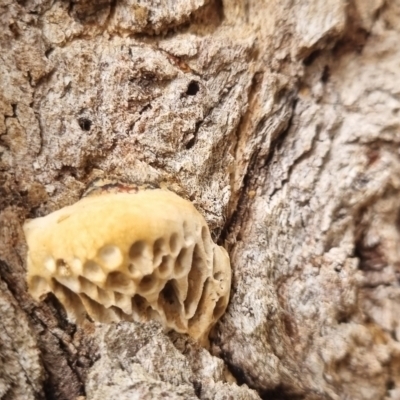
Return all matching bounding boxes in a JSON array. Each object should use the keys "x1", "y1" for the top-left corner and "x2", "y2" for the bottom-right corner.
[{"x1": 24, "y1": 187, "x2": 231, "y2": 344}]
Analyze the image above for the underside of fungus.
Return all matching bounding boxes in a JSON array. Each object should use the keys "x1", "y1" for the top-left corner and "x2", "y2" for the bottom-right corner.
[{"x1": 23, "y1": 187, "x2": 231, "y2": 344}]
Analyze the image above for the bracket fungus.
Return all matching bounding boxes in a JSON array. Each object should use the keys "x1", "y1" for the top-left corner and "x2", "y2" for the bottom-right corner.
[{"x1": 24, "y1": 186, "x2": 231, "y2": 344}]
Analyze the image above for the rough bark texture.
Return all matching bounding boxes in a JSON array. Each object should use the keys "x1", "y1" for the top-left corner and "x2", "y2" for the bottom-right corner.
[{"x1": 1, "y1": 0, "x2": 400, "y2": 399}]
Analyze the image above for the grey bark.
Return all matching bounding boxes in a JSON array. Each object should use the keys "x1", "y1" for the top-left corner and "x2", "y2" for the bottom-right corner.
[{"x1": 1, "y1": 0, "x2": 400, "y2": 399}]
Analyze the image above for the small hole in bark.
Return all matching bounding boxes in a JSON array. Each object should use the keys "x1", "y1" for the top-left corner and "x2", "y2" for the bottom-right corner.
[
  {"x1": 186, "y1": 137, "x2": 196, "y2": 149},
  {"x1": 78, "y1": 118, "x2": 92, "y2": 131},
  {"x1": 186, "y1": 81, "x2": 199, "y2": 96},
  {"x1": 321, "y1": 66, "x2": 330, "y2": 83}
]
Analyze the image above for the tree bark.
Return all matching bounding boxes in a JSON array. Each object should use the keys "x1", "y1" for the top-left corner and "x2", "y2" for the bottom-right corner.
[{"x1": 1, "y1": 0, "x2": 400, "y2": 399}]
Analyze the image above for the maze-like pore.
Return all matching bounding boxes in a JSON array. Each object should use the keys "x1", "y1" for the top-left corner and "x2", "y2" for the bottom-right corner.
[{"x1": 24, "y1": 189, "x2": 231, "y2": 344}]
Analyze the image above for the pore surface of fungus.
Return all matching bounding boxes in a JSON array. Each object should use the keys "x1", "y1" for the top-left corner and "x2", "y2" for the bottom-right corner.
[{"x1": 24, "y1": 188, "x2": 231, "y2": 343}]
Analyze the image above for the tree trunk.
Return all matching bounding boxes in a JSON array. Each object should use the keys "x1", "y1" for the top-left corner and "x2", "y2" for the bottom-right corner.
[{"x1": 1, "y1": 0, "x2": 400, "y2": 399}]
